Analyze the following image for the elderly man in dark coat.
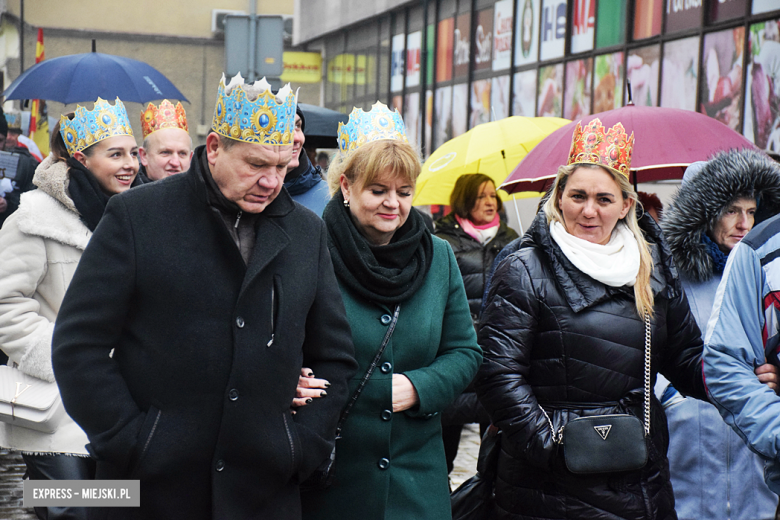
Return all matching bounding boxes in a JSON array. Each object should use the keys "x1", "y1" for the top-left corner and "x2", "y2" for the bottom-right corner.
[{"x1": 51, "y1": 75, "x2": 357, "y2": 520}]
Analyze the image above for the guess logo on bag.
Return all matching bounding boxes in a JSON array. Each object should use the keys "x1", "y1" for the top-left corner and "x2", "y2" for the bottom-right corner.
[{"x1": 593, "y1": 425, "x2": 612, "y2": 440}]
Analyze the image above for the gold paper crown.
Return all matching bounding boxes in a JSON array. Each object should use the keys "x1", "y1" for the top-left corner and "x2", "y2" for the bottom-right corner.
[
  {"x1": 141, "y1": 100, "x2": 188, "y2": 139},
  {"x1": 59, "y1": 98, "x2": 134, "y2": 156},
  {"x1": 211, "y1": 73, "x2": 297, "y2": 145},
  {"x1": 337, "y1": 102, "x2": 408, "y2": 154},
  {"x1": 567, "y1": 118, "x2": 634, "y2": 177}
]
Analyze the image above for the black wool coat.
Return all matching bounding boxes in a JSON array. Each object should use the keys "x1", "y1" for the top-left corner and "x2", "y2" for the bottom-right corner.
[
  {"x1": 52, "y1": 147, "x2": 357, "y2": 520},
  {"x1": 476, "y1": 212, "x2": 707, "y2": 520},
  {"x1": 434, "y1": 213, "x2": 518, "y2": 322}
]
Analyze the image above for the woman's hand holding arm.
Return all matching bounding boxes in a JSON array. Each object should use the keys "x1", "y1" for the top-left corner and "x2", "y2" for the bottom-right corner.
[
  {"x1": 292, "y1": 367, "x2": 330, "y2": 408},
  {"x1": 392, "y1": 374, "x2": 419, "y2": 412}
]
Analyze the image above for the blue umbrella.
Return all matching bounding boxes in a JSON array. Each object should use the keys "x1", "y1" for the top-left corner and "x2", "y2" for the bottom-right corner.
[{"x1": 3, "y1": 52, "x2": 188, "y2": 104}]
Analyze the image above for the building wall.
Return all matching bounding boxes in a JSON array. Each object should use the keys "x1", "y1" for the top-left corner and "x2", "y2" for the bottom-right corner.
[{"x1": 295, "y1": 0, "x2": 410, "y2": 45}]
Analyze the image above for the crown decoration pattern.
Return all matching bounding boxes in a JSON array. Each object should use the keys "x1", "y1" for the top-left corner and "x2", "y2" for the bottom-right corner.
[
  {"x1": 60, "y1": 98, "x2": 134, "y2": 156},
  {"x1": 211, "y1": 74, "x2": 297, "y2": 146},
  {"x1": 567, "y1": 118, "x2": 634, "y2": 177},
  {"x1": 337, "y1": 102, "x2": 408, "y2": 154},
  {"x1": 141, "y1": 100, "x2": 188, "y2": 138}
]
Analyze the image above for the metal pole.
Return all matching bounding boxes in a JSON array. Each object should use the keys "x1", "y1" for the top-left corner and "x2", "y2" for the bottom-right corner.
[
  {"x1": 512, "y1": 198, "x2": 523, "y2": 235},
  {"x1": 19, "y1": 0, "x2": 24, "y2": 72},
  {"x1": 248, "y1": 0, "x2": 257, "y2": 82}
]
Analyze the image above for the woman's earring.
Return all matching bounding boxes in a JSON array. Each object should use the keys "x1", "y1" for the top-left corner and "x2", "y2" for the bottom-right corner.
[{"x1": 343, "y1": 199, "x2": 350, "y2": 208}]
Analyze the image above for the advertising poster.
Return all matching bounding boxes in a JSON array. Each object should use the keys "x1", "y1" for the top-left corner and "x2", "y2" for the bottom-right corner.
[
  {"x1": 660, "y1": 36, "x2": 699, "y2": 111},
  {"x1": 700, "y1": 27, "x2": 745, "y2": 130},
  {"x1": 434, "y1": 86, "x2": 454, "y2": 150},
  {"x1": 634, "y1": 0, "x2": 662, "y2": 40},
  {"x1": 594, "y1": 52, "x2": 624, "y2": 113},
  {"x1": 437, "y1": 18, "x2": 454, "y2": 82},
  {"x1": 709, "y1": 0, "x2": 747, "y2": 22},
  {"x1": 626, "y1": 45, "x2": 660, "y2": 106},
  {"x1": 571, "y1": 0, "x2": 595, "y2": 54},
  {"x1": 425, "y1": 89, "x2": 433, "y2": 155},
  {"x1": 540, "y1": 0, "x2": 567, "y2": 60},
  {"x1": 596, "y1": 0, "x2": 626, "y2": 48},
  {"x1": 474, "y1": 8, "x2": 494, "y2": 72},
  {"x1": 564, "y1": 58, "x2": 593, "y2": 120},
  {"x1": 392, "y1": 94, "x2": 404, "y2": 114},
  {"x1": 515, "y1": 0, "x2": 541, "y2": 66},
  {"x1": 665, "y1": 0, "x2": 703, "y2": 34},
  {"x1": 427, "y1": 25, "x2": 435, "y2": 85},
  {"x1": 513, "y1": 69, "x2": 538, "y2": 116},
  {"x1": 391, "y1": 34, "x2": 405, "y2": 92},
  {"x1": 454, "y1": 13, "x2": 472, "y2": 79},
  {"x1": 405, "y1": 92, "x2": 421, "y2": 149},
  {"x1": 406, "y1": 31, "x2": 422, "y2": 88},
  {"x1": 492, "y1": 75, "x2": 511, "y2": 120},
  {"x1": 493, "y1": 0, "x2": 514, "y2": 71},
  {"x1": 538, "y1": 64, "x2": 564, "y2": 117},
  {"x1": 744, "y1": 18, "x2": 780, "y2": 151},
  {"x1": 470, "y1": 79, "x2": 492, "y2": 128},
  {"x1": 452, "y1": 83, "x2": 469, "y2": 137}
]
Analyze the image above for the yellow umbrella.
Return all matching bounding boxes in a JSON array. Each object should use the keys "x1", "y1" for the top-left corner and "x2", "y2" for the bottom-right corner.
[{"x1": 413, "y1": 116, "x2": 570, "y2": 206}]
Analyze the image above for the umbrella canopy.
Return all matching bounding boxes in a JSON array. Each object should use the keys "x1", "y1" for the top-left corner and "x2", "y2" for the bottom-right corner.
[
  {"x1": 298, "y1": 103, "x2": 348, "y2": 149},
  {"x1": 3, "y1": 52, "x2": 187, "y2": 104},
  {"x1": 413, "y1": 116, "x2": 570, "y2": 206},
  {"x1": 501, "y1": 104, "x2": 758, "y2": 194}
]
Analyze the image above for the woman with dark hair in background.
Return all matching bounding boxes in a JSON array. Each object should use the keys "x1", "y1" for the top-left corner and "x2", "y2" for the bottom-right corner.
[
  {"x1": 0, "y1": 99, "x2": 139, "y2": 520},
  {"x1": 434, "y1": 173, "x2": 518, "y2": 472}
]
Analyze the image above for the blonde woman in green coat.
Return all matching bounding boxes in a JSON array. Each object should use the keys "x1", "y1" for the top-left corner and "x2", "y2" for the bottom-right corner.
[{"x1": 300, "y1": 119, "x2": 481, "y2": 519}]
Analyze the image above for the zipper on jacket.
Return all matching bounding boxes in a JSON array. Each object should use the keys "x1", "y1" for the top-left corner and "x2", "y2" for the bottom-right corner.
[
  {"x1": 234, "y1": 210, "x2": 243, "y2": 229},
  {"x1": 267, "y1": 285, "x2": 275, "y2": 347}
]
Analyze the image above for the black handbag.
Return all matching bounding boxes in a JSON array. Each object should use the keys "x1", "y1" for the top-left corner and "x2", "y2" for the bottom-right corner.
[
  {"x1": 300, "y1": 304, "x2": 401, "y2": 492},
  {"x1": 450, "y1": 428, "x2": 501, "y2": 520},
  {"x1": 540, "y1": 313, "x2": 652, "y2": 474}
]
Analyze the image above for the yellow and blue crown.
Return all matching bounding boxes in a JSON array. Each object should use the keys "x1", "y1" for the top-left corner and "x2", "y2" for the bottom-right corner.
[
  {"x1": 211, "y1": 74, "x2": 297, "y2": 145},
  {"x1": 59, "y1": 98, "x2": 133, "y2": 156},
  {"x1": 338, "y1": 102, "x2": 407, "y2": 154}
]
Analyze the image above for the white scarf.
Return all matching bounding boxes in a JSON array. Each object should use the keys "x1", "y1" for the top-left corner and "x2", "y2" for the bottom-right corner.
[{"x1": 549, "y1": 220, "x2": 640, "y2": 287}]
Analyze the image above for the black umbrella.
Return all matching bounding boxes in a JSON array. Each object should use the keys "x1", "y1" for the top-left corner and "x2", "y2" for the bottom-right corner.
[{"x1": 298, "y1": 103, "x2": 348, "y2": 149}]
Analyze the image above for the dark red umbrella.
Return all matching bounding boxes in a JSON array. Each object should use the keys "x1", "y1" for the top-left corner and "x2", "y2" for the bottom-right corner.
[{"x1": 501, "y1": 103, "x2": 758, "y2": 194}]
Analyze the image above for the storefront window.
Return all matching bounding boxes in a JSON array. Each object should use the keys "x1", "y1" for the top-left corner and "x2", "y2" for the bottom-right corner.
[
  {"x1": 596, "y1": 0, "x2": 625, "y2": 48},
  {"x1": 493, "y1": 0, "x2": 514, "y2": 71},
  {"x1": 538, "y1": 63, "x2": 564, "y2": 116},
  {"x1": 700, "y1": 27, "x2": 744, "y2": 130},
  {"x1": 660, "y1": 36, "x2": 699, "y2": 111},
  {"x1": 633, "y1": 0, "x2": 663, "y2": 40},
  {"x1": 540, "y1": 0, "x2": 566, "y2": 60},
  {"x1": 571, "y1": 0, "x2": 595, "y2": 53},
  {"x1": 454, "y1": 13, "x2": 471, "y2": 79},
  {"x1": 626, "y1": 45, "x2": 660, "y2": 106},
  {"x1": 513, "y1": 69, "x2": 538, "y2": 116},
  {"x1": 564, "y1": 57, "x2": 593, "y2": 119},
  {"x1": 744, "y1": 18, "x2": 780, "y2": 151},
  {"x1": 515, "y1": 0, "x2": 541, "y2": 65},
  {"x1": 594, "y1": 52, "x2": 624, "y2": 112},
  {"x1": 665, "y1": 0, "x2": 702, "y2": 34},
  {"x1": 473, "y1": 8, "x2": 494, "y2": 72}
]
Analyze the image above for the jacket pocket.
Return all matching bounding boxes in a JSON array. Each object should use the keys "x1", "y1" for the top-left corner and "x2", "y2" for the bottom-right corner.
[
  {"x1": 282, "y1": 411, "x2": 302, "y2": 478},
  {"x1": 128, "y1": 406, "x2": 161, "y2": 478},
  {"x1": 268, "y1": 275, "x2": 282, "y2": 347}
]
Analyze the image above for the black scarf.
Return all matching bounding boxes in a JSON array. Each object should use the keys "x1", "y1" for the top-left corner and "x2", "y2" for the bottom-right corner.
[
  {"x1": 66, "y1": 157, "x2": 112, "y2": 232},
  {"x1": 323, "y1": 190, "x2": 433, "y2": 305}
]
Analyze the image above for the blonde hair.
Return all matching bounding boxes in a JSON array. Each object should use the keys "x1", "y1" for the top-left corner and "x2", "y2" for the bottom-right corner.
[
  {"x1": 543, "y1": 163, "x2": 655, "y2": 318},
  {"x1": 327, "y1": 139, "x2": 422, "y2": 196}
]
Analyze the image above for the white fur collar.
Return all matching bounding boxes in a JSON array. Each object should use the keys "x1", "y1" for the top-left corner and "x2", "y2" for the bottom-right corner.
[{"x1": 15, "y1": 190, "x2": 91, "y2": 250}]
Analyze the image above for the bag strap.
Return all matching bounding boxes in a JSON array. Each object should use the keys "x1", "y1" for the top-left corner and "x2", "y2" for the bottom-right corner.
[
  {"x1": 335, "y1": 304, "x2": 401, "y2": 439},
  {"x1": 540, "y1": 312, "x2": 652, "y2": 443}
]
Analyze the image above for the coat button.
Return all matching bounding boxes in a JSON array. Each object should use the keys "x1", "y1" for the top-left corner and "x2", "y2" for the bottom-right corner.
[
  {"x1": 228, "y1": 389, "x2": 239, "y2": 401},
  {"x1": 378, "y1": 457, "x2": 390, "y2": 470},
  {"x1": 216, "y1": 459, "x2": 225, "y2": 472},
  {"x1": 380, "y1": 362, "x2": 392, "y2": 374},
  {"x1": 380, "y1": 314, "x2": 392, "y2": 325},
  {"x1": 236, "y1": 316, "x2": 245, "y2": 328},
  {"x1": 381, "y1": 409, "x2": 392, "y2": 421}
]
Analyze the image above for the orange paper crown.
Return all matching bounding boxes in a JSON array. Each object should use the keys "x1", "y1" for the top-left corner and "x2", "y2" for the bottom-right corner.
[
  {"x1": 567, "y1": 118, "x2": 634, "y2": 177},
  {"x1": 140, "y1": 100, "x2": 188, "y2": 139}
]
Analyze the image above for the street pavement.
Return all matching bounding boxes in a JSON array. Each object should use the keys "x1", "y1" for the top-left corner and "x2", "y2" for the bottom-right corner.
[{"x1": 0, "y1": 424, "x2": 482, "y2": 518}]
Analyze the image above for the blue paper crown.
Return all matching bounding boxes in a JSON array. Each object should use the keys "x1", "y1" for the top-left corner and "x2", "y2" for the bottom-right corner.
[
  {"x1": 59, "y1": 98, "x2": 134, "y2": 156},
  {"x1": 211, "y1": 74, "x2": 297, "y2": 146},
  {"x1": 338, "y1": 102, "x2": 408, "y2": 154}
]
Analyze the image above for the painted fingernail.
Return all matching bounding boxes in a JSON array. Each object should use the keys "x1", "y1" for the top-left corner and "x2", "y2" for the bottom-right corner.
[
  {"x1": 306, "y1": 398, "x2": 313, "y2": 404},
  {"x1": 291, "y1": 410, "x2": 297, "y2": 415},
  {"x1": 307, "y1": 372, "x2": 314, "y2": 377},
  {"x1": 324, "y1": 382, "x2": 331, "y2": 388},
  {"x1": 320, "y1": 391, "x2": 328, "y2": 397}
]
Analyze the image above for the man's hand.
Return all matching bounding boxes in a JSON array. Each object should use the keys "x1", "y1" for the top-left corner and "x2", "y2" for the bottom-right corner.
[
  {"x1": 755, "y1": 363, "x2": 779, "y2": 392},
  {"x1": 0, "y1": 196, "x2": 7, "y2": 213},
  {"x1": 392, "y1": 374, "x2": 419, "y2": 412},
  {"x1": 292, "y1": 367, "x2": 330, "y2": 409}
]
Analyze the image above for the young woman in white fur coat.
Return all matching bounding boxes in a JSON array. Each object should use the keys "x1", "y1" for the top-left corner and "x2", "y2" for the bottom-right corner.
[{"x1": 0, "y1": 107, "x2": 140, "y2": 520}]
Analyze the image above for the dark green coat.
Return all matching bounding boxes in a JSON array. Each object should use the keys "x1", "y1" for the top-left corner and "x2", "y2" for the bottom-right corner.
[{"x1": 302, "y1": 236, "x2": 482, "y2": 520}]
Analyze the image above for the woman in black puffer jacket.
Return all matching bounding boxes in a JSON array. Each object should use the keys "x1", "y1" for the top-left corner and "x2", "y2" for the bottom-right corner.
[
  {"x1": 476, "y1": 120, "x2": 707, "y2": 520},
  {"x1": 434, "y1": 174, "x2": 518, "y2": 473}
]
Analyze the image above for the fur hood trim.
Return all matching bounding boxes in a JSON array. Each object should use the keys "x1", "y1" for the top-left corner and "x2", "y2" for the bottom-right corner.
[
  {"x1": 15, "y1": 190, "x2": 90, "y2": 250},
  {"x1": 662, "y1": 149, "x2": 780, "y2": 282},
  {"x1": 33, "y1": 154, "x2": 77, "y2": 213}
]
